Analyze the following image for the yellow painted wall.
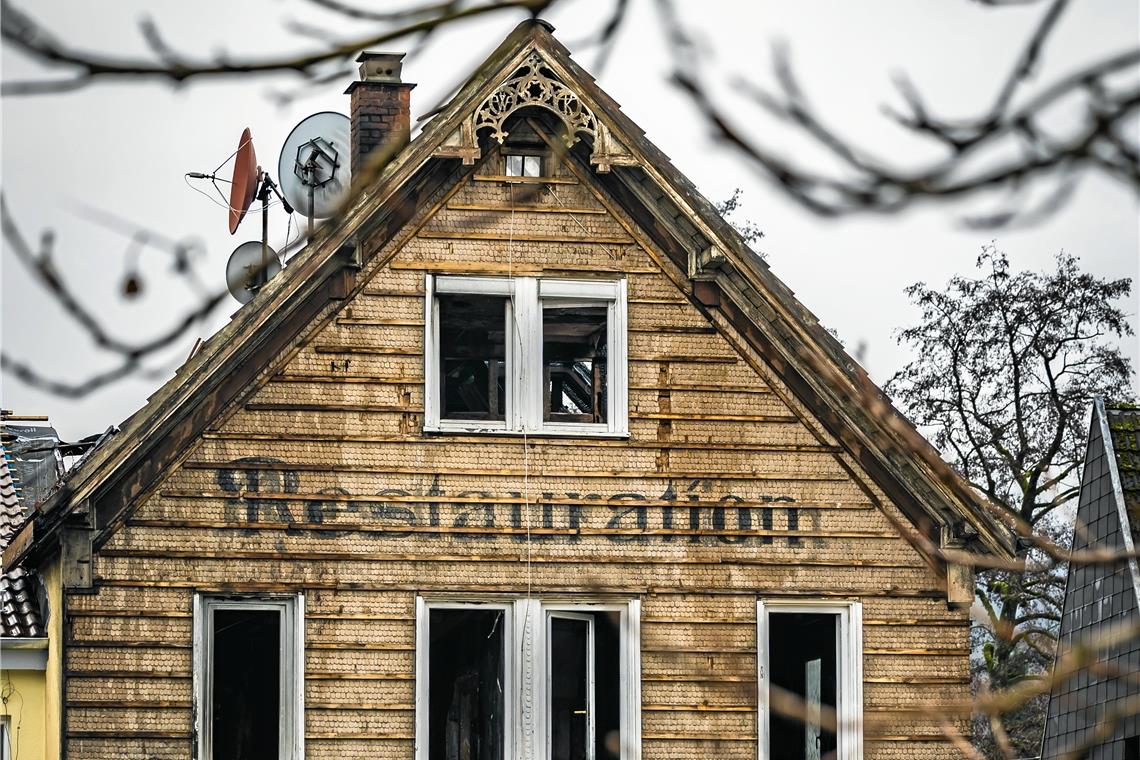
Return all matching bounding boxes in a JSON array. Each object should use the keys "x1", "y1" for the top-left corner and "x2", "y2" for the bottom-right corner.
[
  {"x1": 0, "y1": 558, "x2": 59, "y2": 760},
  {"x1": 1, "y1": 666, "x2": 46, "y2": 760},
  {"x1": 45, "y1": 558, "x2": 62, "y2": 760}
]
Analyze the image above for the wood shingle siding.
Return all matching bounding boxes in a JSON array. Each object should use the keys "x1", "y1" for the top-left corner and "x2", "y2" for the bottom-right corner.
[{"x1": 59, "y1": 139, "x2": 974, "y2": 757}]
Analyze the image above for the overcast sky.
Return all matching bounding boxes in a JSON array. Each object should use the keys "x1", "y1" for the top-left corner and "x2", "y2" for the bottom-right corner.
[{"x1": 2, "y1": 0, "x2": 1138, "y2": 441}]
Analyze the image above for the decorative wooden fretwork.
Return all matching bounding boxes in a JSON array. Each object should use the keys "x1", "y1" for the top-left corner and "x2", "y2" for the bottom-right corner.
[
  {"x1": 432, "y1": 51, "x2": 638, "y2": 172},
  {"x1": 475, "y1": 53, "x2": 598, "y2": 145}
]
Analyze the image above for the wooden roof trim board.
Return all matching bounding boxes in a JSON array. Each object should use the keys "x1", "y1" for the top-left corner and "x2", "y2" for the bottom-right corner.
[{"x1": 4, "y1": 19, "x2": 1014, "y2": 576}]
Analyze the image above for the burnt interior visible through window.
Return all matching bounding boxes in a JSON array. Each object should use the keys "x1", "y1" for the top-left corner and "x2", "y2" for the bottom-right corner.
[
  {"x1": 439, "y1": 295, "x2": 507, "y2": 421},
  {"x1": 429, "y1": 608, "x2": 505, "y2": 760},
  {"x1": 543, "y1": 305, "x2": 607, "y2": 424},
  {"x1": 549, "y1": 611, "x2": 620, "y2": 760},
  {"x1": 769, "y1": 613, "x2": 838, "y2": 760},
  {"x1": 212, "y1": 608, "x2": 281, "y2": 760},
  {"x1": 504, "y1": 153, "x2": 541, "y2": 177}
]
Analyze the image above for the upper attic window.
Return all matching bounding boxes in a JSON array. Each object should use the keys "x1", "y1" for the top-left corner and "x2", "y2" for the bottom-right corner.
[
  {"x1": 504, "y1": 151, "x2": 542, "y2": 177},
  {"x1": 425, "y1": 275, "x2": 628, "y2": 437}
]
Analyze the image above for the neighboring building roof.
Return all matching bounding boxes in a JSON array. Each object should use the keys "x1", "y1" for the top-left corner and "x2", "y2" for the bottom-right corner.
[
  {"x1": 1107, "y1": 405, "x2": 1140, "y2": 550},
  {"x1": 0, "y1": 456, "x2": 22, "y2": 547},
  {"x1": 0, "y1": 567, "x2": 43, "y2": 638},
  {"x1": 1041, "y1": 398, "x2": 1140, "y2": 757},
  {"x1": 0, "y1": 436, "x2": 45, "y2": 638},
  {"x1": 4, "y1": 19, "x2": 1015, "y2": 576}
]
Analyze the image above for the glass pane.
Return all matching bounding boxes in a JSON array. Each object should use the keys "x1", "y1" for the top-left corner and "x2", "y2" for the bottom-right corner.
[
  {"x1": 439, "y1": 295, "x2": 507, "y2": 421},
  {"x1": 551, "y1": 617, "x2": 589, "y2": 760},
  {"x1": 429, "y1": 609, "x2": 505, "y2": 760},
  {"x1": 543, "y1": 305, "x2": 607, "y2": 424},
  {"x1": 505, "y1": 154, "x2": 542, "y2": 177},
  {"x1": 768, "y1": 613, "x2": 838, "y2": 760},
  {"x1": 212, "y1": 608, "x2": 281, "y2": 760}
]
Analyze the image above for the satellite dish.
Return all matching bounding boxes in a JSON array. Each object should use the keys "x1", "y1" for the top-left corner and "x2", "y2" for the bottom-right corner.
[
  {"x1": 228, "y1": 128, "x2": 259, "y2": 235},
  {"x1": 278, "y1": 111, "x2": 351, "y2": 221},
  {"x1": 225, "y1": 240, "x2": 281, "y2": 304}
]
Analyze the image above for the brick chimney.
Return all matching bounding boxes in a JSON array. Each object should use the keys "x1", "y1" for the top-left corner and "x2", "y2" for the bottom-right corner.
[{"x1": 345, "y1": 52, "x2": 415, "y2": 176}]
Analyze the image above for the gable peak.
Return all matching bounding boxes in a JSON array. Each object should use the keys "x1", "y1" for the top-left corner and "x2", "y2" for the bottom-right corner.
[{"x1": 431, "y1": 40, "x2": 637, "y2": 173}]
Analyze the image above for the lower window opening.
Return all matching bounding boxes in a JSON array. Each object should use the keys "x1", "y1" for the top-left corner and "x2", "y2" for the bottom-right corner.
[
  {"x1": 549, "y1": 610, "x2": 621, "y2": 760},
  {"x1": 212, "y1": 608, "x2": 282, "y2": 760},
  {"x1": 429, "y1": 608, "x2": 505, "y2": 760},
  {"x1": 769, "y1": 612, "x2": 838, "y2": 760}
]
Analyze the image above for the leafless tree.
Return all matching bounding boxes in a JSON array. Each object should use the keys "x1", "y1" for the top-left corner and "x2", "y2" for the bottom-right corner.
[{"x1": 886, "y1": 245, "x2": 1135, "y2": 756}]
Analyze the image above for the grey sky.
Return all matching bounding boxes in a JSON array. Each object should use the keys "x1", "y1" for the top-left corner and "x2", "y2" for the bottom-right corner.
[{"x1": 2, "y1": 0, "x2": 1138, "y2": 441}]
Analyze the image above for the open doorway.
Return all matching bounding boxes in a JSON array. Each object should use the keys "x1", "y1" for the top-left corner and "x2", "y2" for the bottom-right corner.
[
  {"x1": 758, "y1": 601, "x2": 862, "y2": 760},
  {"x1": 427, "y1": 606, "x2": 507, "y2": 760},
  {"x1": 547, "y1": 610, "x2": 622, "y2": 760},
  {"x1": 768, "y1": 613, "x2": 837, "y2": 759}
]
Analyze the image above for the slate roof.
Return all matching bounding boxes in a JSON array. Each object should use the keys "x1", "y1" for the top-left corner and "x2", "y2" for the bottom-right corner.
[
  {"x1": 1107, "y1": 404, "x2": 1140, "y2": 548},
  {"x1": 1, "y1": 429, "x2": 46, "y2": 638}
]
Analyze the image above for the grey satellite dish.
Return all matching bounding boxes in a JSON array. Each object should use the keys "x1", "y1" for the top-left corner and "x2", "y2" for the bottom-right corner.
[
  {"x1": 226, "y1": 240, "x2": 281, "y2": 304},
  {"x1": 278, "y1": 111, "x2": 351, "y2": 228}
]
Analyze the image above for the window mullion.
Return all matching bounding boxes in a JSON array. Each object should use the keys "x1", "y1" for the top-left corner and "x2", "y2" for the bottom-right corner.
[{"x1": 512, "y1": 277, "x2": 541, "y2": 431}]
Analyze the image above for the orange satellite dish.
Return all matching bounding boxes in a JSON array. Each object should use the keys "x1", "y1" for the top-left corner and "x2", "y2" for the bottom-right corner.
[{"x1": 228, "y1": 128, "x2": 258, "y2": 234}]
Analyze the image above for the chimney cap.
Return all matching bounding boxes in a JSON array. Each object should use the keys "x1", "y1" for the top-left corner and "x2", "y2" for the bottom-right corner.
[
  {"x1": 356, "y1": 51, "x2": 406, "y2": 83},
  {"x1": 356, "y1": 51, "x2": 406, "y2": 63}
]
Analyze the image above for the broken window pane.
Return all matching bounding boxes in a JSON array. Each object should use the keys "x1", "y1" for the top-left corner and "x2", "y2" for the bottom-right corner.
[
  {"x1": 439, "y1": 295, "x2": 508, "y2": 421},
  {"x1": 429, "y1": 608, "x2": 505, "y2": 760},
  {"x1": 505, "y1": 154, "x2": 541, "y2": 177},
  {"x1": 768, "y1": 613, "x2": 838, "y2": 760},
  {"x1": 549, "y1": 611, "x2": 621, "y2": 760},
  {"x1": 543, "y1": 305, "x2": 607, "y2": 424},
  {"x1": 212, "y1": 608, "x2": 281, "y2": 760}
]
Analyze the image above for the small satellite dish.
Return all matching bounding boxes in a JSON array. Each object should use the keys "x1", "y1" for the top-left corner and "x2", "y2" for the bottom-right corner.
[
  {"x1": 225, "y1": 240, "x2": 281, "y2": 304},
  {"x1": 228, "y1": 128, "x2": 259, "y2": 235},
  {"x1": 278, "y1": 112, "x2": 351, "y2": 222}
]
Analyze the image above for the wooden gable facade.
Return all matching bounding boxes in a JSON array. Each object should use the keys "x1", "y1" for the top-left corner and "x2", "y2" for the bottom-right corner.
[{"x1": 6, "y1": 20, "x2": 1015, "y2": 760}]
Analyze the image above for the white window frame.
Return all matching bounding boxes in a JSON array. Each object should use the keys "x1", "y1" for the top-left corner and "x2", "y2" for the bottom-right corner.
[
  {"x1": 545, "y1": 611, "x2": 596, "y2": 759},
  {"x1": 425, "y1": 275, "x2": 628, "y2": 437},
  {"x1": 756, "y1": 599, "x2": 862, "y2": 760},
  {"x1": 192, "y1": 593, "x2": 305, "y2": 760},
  {"x1": 415, "y1": 596, "x2": 641, "y2": 760},
  {"x1": 414, "y1": 598, "x2": 515, "y2": 760}
]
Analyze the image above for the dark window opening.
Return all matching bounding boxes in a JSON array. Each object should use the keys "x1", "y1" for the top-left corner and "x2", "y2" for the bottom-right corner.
[
  {"x1": 439, "y1": 295, "x2": 507, "y2": 421},
  {"x1": 769, "y1": 612, "x2": 838, "y2": 760},
  {"x1": 429, "y1": 608, "x2": 505, "y2": 760},
  {"x1": 549, "y1": 611, "x2": 620, "y2": 760},
  {"x1": 1126, "y1": 736, "x2": 1140, "y2": 760},
  {"x1": 505, "y1": 154, "x2": 541, "y2": 177},
  {"x1": 543, "y1": 306, "x2": 607, "y2": 424},
  {"x1": 212, "y1": 608, "x2": 281, "y2": 760}
]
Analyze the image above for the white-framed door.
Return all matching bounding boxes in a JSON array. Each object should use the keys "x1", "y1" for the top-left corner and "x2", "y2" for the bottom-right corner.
[{"x1": 756, "y1": 599, "x2": 863, "y2": 760}]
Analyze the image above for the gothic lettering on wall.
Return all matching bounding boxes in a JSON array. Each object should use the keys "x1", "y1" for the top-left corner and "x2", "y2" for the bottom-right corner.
[{"x1": 216, "y1": 459, "x2": 815, "y2": 547}]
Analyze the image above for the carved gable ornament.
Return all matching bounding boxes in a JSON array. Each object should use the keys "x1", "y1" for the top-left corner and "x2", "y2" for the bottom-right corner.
[{"x1": 432, "y1": 51, "x2": 638, "y2": 172}]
